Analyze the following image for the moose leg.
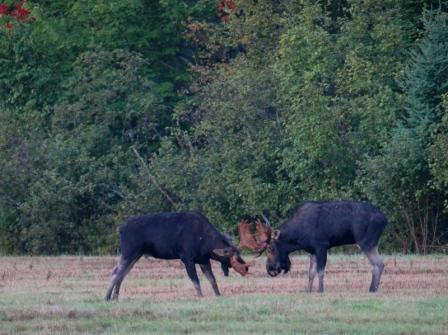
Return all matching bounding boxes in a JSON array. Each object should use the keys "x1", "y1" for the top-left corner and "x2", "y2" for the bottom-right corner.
[
  {"x1": 182, "y1": 259, "x2": 203, "y2": 297},
  {"x1": 365, "y1": 246, "x2": 384, "y2": 293},
  {"x1": 112, "y1": 257, "x2": 140, "y2": 299},
  {"x1": 221, "y1": 263, "x2": 229, "y2": 277},
  {"x1": 307, "y1": 254, "x2": 317, "y2": 293},
  {"x1": 105, "y1": 256, "x2": 137, "y2": 301},
  {"x1": 105, "y1": 264, "x2": 120, "y2": 301},
  {"x1": 200, "y1": 261, "x2": 221, "y2": 296},
  {"x1": 316, "y1": 250, "x2": 328, "y2": 293}
]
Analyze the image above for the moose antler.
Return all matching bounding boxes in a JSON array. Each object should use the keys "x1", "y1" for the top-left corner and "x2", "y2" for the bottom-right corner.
[
  {"x1": 237, "y1": 220, "x2": 260, "y2": 251},
  {"x1": 237, "y1": 218, "x2": 271, "y2": 253},
  {"x1": 255, "y1": 219, "x2": 271, "y2": 250}
]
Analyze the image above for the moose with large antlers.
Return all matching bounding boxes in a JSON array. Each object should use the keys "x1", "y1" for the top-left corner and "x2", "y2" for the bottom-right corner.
[
  {"x1": 239, "y1": 201, "x2": 388, "y2": 293},
  {"x1": 105, "y1": 211, "x2": 251, "y2": 300}
]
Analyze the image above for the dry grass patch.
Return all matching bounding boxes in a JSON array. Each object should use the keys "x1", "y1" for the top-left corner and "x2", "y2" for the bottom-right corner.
[{"x1": 0, "y1": 255, "x2": 447, "y2": 334}]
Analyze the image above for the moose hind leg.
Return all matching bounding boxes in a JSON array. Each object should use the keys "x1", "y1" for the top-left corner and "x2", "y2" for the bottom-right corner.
[
  {"x1": 365, "y1": 246, "x2": 384, "y2": 293},
  {"x1": 200, "y1": 261, "x2": 220, "y2": 296},
  {"x1": 316, "y1": 250, "x2": 327, "y2": 293},
  {"x1": 105, "y1": 264, "x2": 120, "y2": 301},
  {"x1": 105, "y1": 257, "x2": 131, "y2": 301},
  {"x1": 307, "y1": 254, "x2": 317, "y2": 293},
  {"x1": 112, "y1": 257, "x2": 140, "y2": 299},
  {"x1": 105, "y1": 256, "x2": 138, "y2": 301},
  {"x1": 182, "y1": 259, "x2": 203, "y2": 297}
]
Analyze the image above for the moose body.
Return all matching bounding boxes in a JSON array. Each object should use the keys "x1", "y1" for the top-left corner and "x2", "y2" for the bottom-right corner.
[
  {"x1": 105, "y1": 211, "x2": 249, "y2": 300},
  {"x1": 265, "y1": 201, "x2": 388, "y2": 292}
]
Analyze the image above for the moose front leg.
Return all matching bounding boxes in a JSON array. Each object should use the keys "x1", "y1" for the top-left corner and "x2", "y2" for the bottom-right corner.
[
  {"x1": 182, "y1": 259, "x2": 203, "y2": 297},
  {"x1": 200, "y1": 261, "x2": 221, "y2": 296},
  {"x1": 221, "y1": 263, "x2": 229, "y2": 277}
]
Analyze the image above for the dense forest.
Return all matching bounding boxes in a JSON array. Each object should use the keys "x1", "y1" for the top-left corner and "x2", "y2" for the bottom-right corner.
[{"x1": 1, "y1": 0, "x2": 448, "y2": 255}]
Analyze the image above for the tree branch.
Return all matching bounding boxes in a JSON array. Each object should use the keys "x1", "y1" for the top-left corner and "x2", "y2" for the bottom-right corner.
[{"x1": 132, "y1": 147, "x2": 178, "y2": 210}]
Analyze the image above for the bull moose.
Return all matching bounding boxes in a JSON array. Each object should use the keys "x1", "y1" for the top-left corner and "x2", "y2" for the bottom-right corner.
[
  {"x1": 105, "y1": 211, "x2": 251, "y2": 300},
  {"x1": 239, "y1": 201, "x2": 388, "y2": 293}
]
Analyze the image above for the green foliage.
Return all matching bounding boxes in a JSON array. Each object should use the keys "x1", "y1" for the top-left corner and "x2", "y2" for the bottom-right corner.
[
  {"x1": 277, "y1": 0, "x2": 404, "y2": 200},
  {"x1": 1, "y1": 1, "x2": 448, "y2": 254},
  {"x1": 430, "y1": 93, "x2": 448, "y2": 196},
  {"x1": 146, "y1": 58, "x2": 288, "y2": 231},
  {"x1": 1, "y1": 47, "x2": 173, "y2": 254},
  {"x1": 358, "y1": 10, "x2": 448, "y2": 253},
  {"x1": 0, "y1": 0, "x2": 215, "y2": 254}
]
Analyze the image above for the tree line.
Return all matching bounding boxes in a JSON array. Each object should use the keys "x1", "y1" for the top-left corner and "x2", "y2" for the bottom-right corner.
[{"x1": 0, "y1": 0, "x2": 447, "y2": 254}]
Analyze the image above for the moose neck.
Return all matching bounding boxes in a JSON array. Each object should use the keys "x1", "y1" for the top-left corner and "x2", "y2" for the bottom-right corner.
[{"x1": 278, "y1": 238, "x2": 302, "y2": 255}]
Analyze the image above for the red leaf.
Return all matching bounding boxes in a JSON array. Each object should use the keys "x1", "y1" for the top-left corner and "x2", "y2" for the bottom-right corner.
[
  {"x1": 0, "y1": 4, "x2": 9, "y2": 15},
  {"x1": 16, "y1": 7, "x2": 29, "y2": 20}
]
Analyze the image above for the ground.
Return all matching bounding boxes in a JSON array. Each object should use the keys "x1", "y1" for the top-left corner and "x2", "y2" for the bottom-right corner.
[{"x1": 0, "y1": 254, "x2": 447, "y2": 334}]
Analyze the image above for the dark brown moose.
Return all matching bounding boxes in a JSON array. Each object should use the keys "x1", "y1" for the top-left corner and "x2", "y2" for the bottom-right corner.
[
  {"x1": 239, "y1": 201, "x2": 388, "y2": 293},
  {"x1": 105, "y1": 211, "x2": 251, "y2": 300}
]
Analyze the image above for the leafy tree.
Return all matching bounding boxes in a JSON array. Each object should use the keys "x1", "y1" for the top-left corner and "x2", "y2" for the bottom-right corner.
[
  {"x1": 358, "y1": 10, "x2": 448, "y2": 253},
  {"x1": 141, "y1": 0, "x2": 292, "y2": 230},
  {"x1": 1, "y1": 48, "x2": 171, "y2": 254},
  {"x1": 144, "y1": 0, "x2": 408, "y2": 234},
  {"x1": 277, "y1": 0, "x2": 405, "y2": 202},
  {"x1": 1, "y1": 0, "x2": 448, "y2": 254},
  {"x1": 0, "y1": 0, "x2": 217, "y2": 254}
]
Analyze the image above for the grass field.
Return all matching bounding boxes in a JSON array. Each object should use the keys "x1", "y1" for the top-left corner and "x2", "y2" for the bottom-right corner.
[{"x1": 0, "y1": 254, "x2": 447, "y2": 334}]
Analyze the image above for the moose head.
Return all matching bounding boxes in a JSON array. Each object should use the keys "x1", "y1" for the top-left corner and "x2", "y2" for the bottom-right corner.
[
  {"x1": 237, "y1": 216, "x2": 290, "y2": 276},
  {"x1": 212, "y1": 244, "x2": 251, "y2": 276}
]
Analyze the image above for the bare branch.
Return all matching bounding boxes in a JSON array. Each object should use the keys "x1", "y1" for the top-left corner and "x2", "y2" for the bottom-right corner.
[{"x1": 132, "y1": 147, "x2": 177, "y2": 209}]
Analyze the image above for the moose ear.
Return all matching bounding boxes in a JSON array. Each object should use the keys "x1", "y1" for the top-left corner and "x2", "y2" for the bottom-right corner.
[
  {"x1": 272, "y1": 229, "x2": 281, "y2": 240},
  {"x1": 213, "y1": 247, "x2": 234, "y2": 257}
]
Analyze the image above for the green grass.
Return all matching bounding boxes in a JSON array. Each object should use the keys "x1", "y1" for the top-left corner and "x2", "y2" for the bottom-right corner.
[
  {"x1": 1, "y1": 293, "x2": 447, "y2": 334},
  {"x1": 0, "y1": 255, "x2": 447, "y2": 334}
]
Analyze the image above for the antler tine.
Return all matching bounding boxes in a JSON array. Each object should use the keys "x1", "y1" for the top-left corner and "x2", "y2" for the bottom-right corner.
[
  {"x1": 261, "y1": 213, "x2": 271, "y2": 226},
  {"x1": 237, "y1": 220, "x2": 260, "y2": 251},
  {"x1": 256, "y1": 218, "x2": 272, "y2": 245}
]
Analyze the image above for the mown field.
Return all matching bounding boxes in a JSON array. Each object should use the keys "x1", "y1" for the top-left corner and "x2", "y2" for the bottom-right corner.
[{"x1": 0, "y1": 255, "x2": 447, "y2": 334}]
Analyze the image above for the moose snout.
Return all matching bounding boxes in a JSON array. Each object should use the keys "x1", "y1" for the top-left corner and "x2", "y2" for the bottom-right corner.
[{"x1": 267, "y1": 264, "x2": 281, "y2": 277}]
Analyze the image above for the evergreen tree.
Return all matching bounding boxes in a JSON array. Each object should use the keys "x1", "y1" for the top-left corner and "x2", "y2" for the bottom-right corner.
[
  {"x1": 358, "y1": 10, "x2": 448, "y2": 253},
  {"x1": 430, "y1": 93, "x2": 448, "y2": 204}
]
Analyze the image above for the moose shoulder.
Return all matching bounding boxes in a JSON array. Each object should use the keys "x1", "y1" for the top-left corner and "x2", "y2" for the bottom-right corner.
[
  {"x1": 241, "y1": 201, "x2": 388, "y2": 293},
  {"x1": 105, "y1": 211, "x2": 250, "y2": 300}
]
